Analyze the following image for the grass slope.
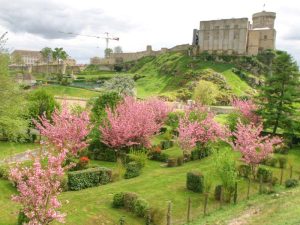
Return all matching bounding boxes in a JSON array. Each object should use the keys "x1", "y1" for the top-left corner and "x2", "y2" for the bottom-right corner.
[
  {"x1": 133, "y1": 53, "x2": 253, "y2": 99},
  {"x1": 1, "y1": 147, "x2": 300, "y2": 225},
  {"x1": 0, "y1": 142, "x2": 37, "y2": 160}
]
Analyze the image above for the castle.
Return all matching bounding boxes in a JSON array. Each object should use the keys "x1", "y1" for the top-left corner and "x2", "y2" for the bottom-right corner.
[
  {"x1": 90, "y1": 10, "x2": 276, "y2": 66},
  {"x1": 192, "y1": 11, "x2": 276, "y2": 55}
]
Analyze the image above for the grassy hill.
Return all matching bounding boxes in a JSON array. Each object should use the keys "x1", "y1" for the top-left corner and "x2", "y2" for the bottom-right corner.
[{"x1": 129, "y1": 53, "x2": 254, "y2": 99}]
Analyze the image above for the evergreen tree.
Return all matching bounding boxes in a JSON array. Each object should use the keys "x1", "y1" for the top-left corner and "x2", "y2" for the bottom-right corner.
[{"x1": 257, "y1": 50, "x2": 300, "y2": 134}]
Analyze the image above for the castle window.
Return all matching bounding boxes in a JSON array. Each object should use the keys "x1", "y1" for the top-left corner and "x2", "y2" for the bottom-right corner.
[{"x1": 264, "y1": 35, "x2": 268, "y2": 40}]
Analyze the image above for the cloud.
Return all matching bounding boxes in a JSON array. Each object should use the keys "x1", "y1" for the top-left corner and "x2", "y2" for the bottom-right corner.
[{"x1": 0, "y1": 0, "x2": 134, "y2": 39}]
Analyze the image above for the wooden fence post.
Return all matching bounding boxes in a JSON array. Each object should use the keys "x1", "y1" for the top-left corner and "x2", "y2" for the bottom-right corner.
[
  {"x1": 203, "y1": 193, "x2": 209, "y2": 216},
  {"x1": 167, "y1": 201, "x2": 172, "y2": 225},
  {"x1": 290, "y1": 165, "x2": 293, "y2": 179},
  {"x1": 259, "y1": 175, "x2": 263, "y2": 194},
  {"x1": 187, "y1": 197, "x2": 191, "y2": 223},
  {"x1": 247, "y1": 178, "x2": 251, "y2": 199},
  {"x1": 219, "y1": 187, "x2": 223, "y2": 208},
  {"x1": 280, "y1": 168, "x2": 284, "y2": 185},
  {"x1": 233, "y1": 182, "x2": 238, "y2": 204}
]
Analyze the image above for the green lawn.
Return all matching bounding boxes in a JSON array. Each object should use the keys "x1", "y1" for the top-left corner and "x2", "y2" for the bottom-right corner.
[
  {"x1": 1, "y1": 145, "x2": 300, "y2": 225},
  {"x1": 37, "y1": 85, "x2": 101, "y2": 98},
  {"x1": 0, "y1": 142, "x2": 37, "y2": 160}
]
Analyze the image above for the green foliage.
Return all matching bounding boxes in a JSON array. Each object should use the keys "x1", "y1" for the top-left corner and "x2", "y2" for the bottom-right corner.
[
  {"x1": 104, "y1": 75, "x2": 135, "y2": 96},
  {"x1": 186, "y1": 171, "x2": 204, "y2": 193},
  {"x1": 134, "y1": 198, "x2": 150, "y2": 217},
  {"x1": 17, "y1": 211, "x2": 29, "y2": 225},
  {"x1": 91, "y1": 92, "x2": 121, "y2": 123},
  {"x1": 27, "y1": 89, "x2": 59, "y2": 121},
  {"x1": 124, "y1": 192, "x2": 138, "y2": 211},
  {"x1": 165, "y1": 111, "x2": 184, "y2": 131},
  {"x1": 237, "y1": 164, "x2": 251, "y2": 178},
  {"x1": 67, "y1": 167, "x2": 112, "y2": 191},
  {"x1": 124, "y1": 161, "x2": 141, "y2": 179},
  {"x1": 0, "y1": 164, "x2": 9, "y2": 180},
  {"x1": 285, "y1": 179, "x2": 299, "y2": 188},
  {"x1": 148, "y1": 151, "x2": 169, "y2": 162},
  {"x1": 264, "y1": 157, "x2": 278, "y2": 167},
  {"x1": 160, "y1": 140, "x2": 174, "y2": 150},
  {"x1": 213, "y1": 149, "x2": 238, "y2": 200},
  {"x1": 193, "y1": 80, "x2": 220, "y2": 105},
  {"x1": 177, "y1": 156, "x2": 184, "y2": 166},
  {"x1": 257, "y1": 167, "x2": 273, "y2": 182},
  {"x1": 0, "y1": 54, "x2": 29, "y2": 141},
  {"x1": 112, "y1": 192, "x2": 125, "y2": 208},
  {"x1": 257, "y1": 50, "x2": 300, "y2": 134},
  {"x1": 128, "y1": 149, "x2": 148, "y2": 168},
  {"x1": 278, "y1": 156, "x2": 288, "y2": 169}
]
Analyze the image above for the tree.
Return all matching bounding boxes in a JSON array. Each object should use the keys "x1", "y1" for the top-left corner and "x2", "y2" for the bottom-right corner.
[
  {"x1": 257, "y1": 50, "x2": 300, "y2": 134},
  {"x1": 40, "y1": 47, "x2": 53, "y2": 76},
  {"x1": 213, "y1": 149, "x2": 238, "y2": 202},
  {"x1": 178, "y1": 104, "x2": 228, "y2": 152},
  {"x1": 52, "y1": 48, "x2": 68, "y2": 74},
  {"x1": 0, "y1": 32, "x2": 8, "y2": 53},
  {"x1": 34, "y1": 104, "x2": 91, "y2": 155},
  {"x1": 10, "y1": 152, "x2": 66, "y2": 225},
  {"x1": 27, "y1": 89, "x2": 59, "y2": 122},
  {"x1": 114, "y1": 46, "x2": 123, "y2": 53},
  {"x1": 232, "y1": 121, "x2": 282, "y2": 176},
  {"x1": 104, "y1": 75, "x2": 135, "y2": 96},
  {"x1": 0, "y1": 54, "x2": 28, "y2": 141},
  {"x1": 193, "y1": 80, "x2": 219, "y2": 105},
  {"x1": 104, "y1": 48, "x2": 113, "y2": 58},
  {"x1": 99, "y1": 97, "x2": 170, "y2": 150}
]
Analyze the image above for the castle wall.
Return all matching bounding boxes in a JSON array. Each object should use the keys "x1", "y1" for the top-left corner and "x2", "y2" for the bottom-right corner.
[{"x1": 198, "y1": 18, "x2": 249, "y2": 55}]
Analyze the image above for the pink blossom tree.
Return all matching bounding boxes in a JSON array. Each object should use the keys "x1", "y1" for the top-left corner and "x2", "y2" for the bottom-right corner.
[
  {"x1": 232, "y1": 121, "x2": 282, "y2": 176},
  {"x1": 10, "y1": 105, "x2": 91, "y2": 224},
  {"x1": 178, "y1": 104, "x2": 228, "y2": 151},
  {"x1": 10, "y1": 150, "x2": 68, "y2": 225},
  {"x1": 99, "y1": 97, "x2": 171, "y2": 149},
  {"x1": 34, "y1": 105, "x2": 91, "y2": 155},
  {"x1": 231, "y1": 98, "x2": 261, "y2": 124}
]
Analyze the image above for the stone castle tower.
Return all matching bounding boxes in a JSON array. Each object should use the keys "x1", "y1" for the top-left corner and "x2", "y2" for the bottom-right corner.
[{"x1": 192, "y1": 11, "x2": 276, "y2": 55}]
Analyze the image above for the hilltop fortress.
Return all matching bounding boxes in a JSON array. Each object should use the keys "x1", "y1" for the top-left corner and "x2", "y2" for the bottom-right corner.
[{"x1": 91, "y1": 11, "x2": 276, "y2": 65}]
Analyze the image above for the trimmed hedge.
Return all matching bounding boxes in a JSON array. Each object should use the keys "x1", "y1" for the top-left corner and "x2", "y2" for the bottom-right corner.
[
  {"x1": 149, "y1": 151, "x2": 169, "y2": 162},
  {"x1": 68, "y1": 167, "x2": 112, "y2": 191},
  {"x1": 160, "y1": 140, "x2": 174, "y2": 150},
  {"x1": 278, "y1": 156, "x2": 287, "y2": 169},
  {"x1": 186, "y1": 171, "x2": 204, "y2": 193},
  {"x1": 238, "y1": 164, "x2": 251, "y2": 178},
  {"x1": 167, "y1": 158, "x2": 177, "y2": 167},
  {"x1": 112, "y1": 192, "x2": 150, "y2": 219},
  {"x1": 214, "y1": 185, "x2": 222, "y2": 201},
  {"x1": 124, "y1": 161, "x2": 141, "y2": 179}
]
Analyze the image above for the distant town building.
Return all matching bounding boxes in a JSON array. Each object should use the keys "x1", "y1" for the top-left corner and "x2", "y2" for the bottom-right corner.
[
  {"x1": 15, "y1": 74, "x2": 37, "y2": 86},
  {"x1": 11, "y1": 50, "x2": 42, "y2": 65},
  {"x1": 192, "y1": 11, "x2": 276, "y2": 55}
]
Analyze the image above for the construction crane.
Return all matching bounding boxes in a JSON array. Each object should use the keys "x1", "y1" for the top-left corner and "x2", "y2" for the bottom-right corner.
[{"x1": 59, "y1": 31, "x2": 119, "y2": 50}]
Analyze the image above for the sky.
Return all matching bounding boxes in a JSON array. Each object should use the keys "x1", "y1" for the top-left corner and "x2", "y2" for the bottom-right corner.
[{"x1": 0, "y1": 0, "x2": 300, "y2": 64}]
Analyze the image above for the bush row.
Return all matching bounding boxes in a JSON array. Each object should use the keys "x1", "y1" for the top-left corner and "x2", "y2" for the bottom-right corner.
[
  {"x1": 186, "y1": 171, "x2": 204, "y2": 193},
  {"x1": 67, "y1": 167, "x2": 112, "y2": 191}
]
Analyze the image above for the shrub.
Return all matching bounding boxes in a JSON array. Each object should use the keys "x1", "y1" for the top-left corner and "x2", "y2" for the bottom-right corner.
[
  {"x1": 167, "y1": 158, "x2": 177, "y2": 167},
  {"x1": 124, "y1": 161, "x2": 141, "y2": 179},
  {"x1": 165, "y1": 112, "x2": 184, "y2": 131},
  {"x1": 278, "y1": 156, "x2": 287, "y2": 169},
  {"x1": 265, "y1": 157, "x2": 278, "y2": 167},
  {"x1": 285, "y1": 179, "x2": 299, "y2": 188},
  {"x1": 214, "y1": 185, "x2": 222, "y2": 201},
  {"x1": 60, "y1": 176, "x2": 69, "y2": 192},
  {"x1": 124, "y1": 192, "x2": 138, "y2": 211},
  {"x1": 177, "y1": 156, "x2": 184, "y2": 166},
  {"x1": 17, "y1": 211, "x2": 29, "y2": 225},
  {"x1": 161, "y1": 140, "x2": 174, "y2": 150},
  {"x1": 257, "y1": 167, "x2": 273, "y2": 182},
  {"x1": 149, "y1": 151, "x2": 169, "y2": 162},
  {"x1": 76, "y1": 156, "x2": 90, "y2": 170},
  {"x1": 238, "y1": 164, "x2": 251, "y2": 178},
  {"x1": 148, "y1": 207, "x2": 165, "y2": 225},
  {"x1": 68, "y1": 167, "x2": 112, "y2": 191},
  {"x1": 0, "y1": 165, "x2": 9, "y2": 180},
  {"x1": 134, "y1": 198, "x2": 150, "y2": 217},
  {"x1": 128, "y1": 149, "x2": 148, "y2": 168},
  {"x1": 186, "y1": 171, "x2": 204, "y2": 193},
  {"x1": 89, "y1": 143, "x2": 117, "y2": 162},
  {"x1": 112, "y1": 192, "x2": 125, "y2": 208}
]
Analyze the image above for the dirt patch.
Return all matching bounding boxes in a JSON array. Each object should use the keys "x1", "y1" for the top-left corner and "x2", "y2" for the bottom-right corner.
[{"x1": 227, "y1": 207, "x2": 260, "y2": 225}]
